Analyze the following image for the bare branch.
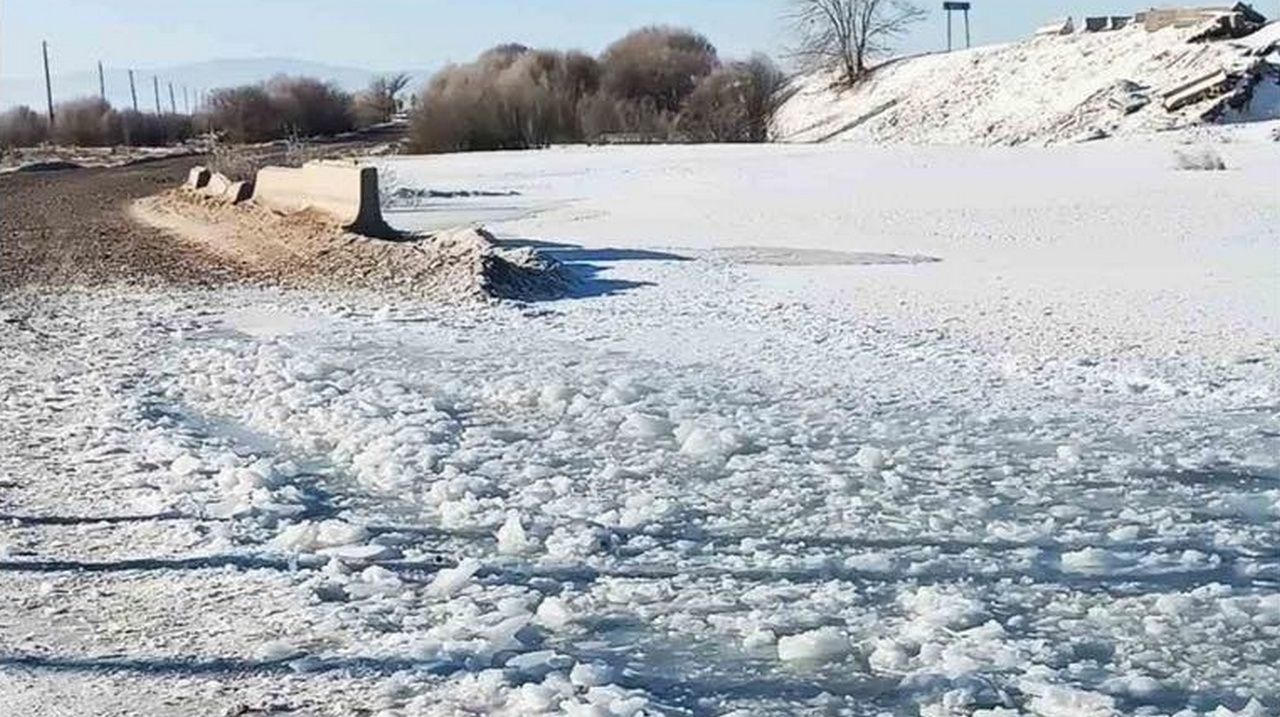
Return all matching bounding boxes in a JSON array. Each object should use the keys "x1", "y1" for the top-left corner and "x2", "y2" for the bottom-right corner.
[{"x1": 787, "y1": 0, "x2": 925, "y2": 86}]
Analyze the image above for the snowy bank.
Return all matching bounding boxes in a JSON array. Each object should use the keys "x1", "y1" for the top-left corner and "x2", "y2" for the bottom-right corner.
[{"x1": 773, "y1": 22, "x2": 1280, "y2": 145}]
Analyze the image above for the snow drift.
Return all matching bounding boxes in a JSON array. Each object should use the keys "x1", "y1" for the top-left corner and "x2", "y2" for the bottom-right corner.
[{"x1": 773, "y1": 21, "x2": 1280, "y2": 145}]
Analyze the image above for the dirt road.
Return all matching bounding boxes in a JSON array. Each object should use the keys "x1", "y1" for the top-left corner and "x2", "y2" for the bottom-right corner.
[{"x1": 0, "y1": 157, "x2": 251, "y2": 292}]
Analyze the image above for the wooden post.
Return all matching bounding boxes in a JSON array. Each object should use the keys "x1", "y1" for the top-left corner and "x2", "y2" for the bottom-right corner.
[
  {"x1": 129, "y1": 69, "x2": 139, "y2": 111},
  {"x1": 946, "y1": 9, "x2": 953, "y2": 52},
  {"x1": 183, "y1": 86, "x2": 190, "y2": 114},
  {"x1": 964, "y1": 8, "x2": 971, "y2": 48},
  {"x1": 42, "y1": 41, "x2": 55, "y2": 125},
  {"x1": 153, "y1": 75, "x2": 161, "y2": 114},
  {"x1": 168, "y1": 82, "x2": 176, "y2": 114},
  {"x1": 98, "y1": 61, "x2": 106, "y2": 100}
]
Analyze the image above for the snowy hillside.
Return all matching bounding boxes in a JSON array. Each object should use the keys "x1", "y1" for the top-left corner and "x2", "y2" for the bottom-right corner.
[{"x1": 773, "y1": 23, "x2": 1280, "y2": 145}]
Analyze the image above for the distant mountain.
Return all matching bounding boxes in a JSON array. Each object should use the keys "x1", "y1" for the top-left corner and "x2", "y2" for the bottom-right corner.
[{"x1": 0, "y1": 57, "x2": 431, "y2": 111}]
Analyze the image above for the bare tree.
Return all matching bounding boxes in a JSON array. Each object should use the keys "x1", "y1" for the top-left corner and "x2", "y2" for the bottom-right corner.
[
  {"x1": 377, "y1": 73, "x2": 412, "y2": 109},
  {"x1": 356, "y1": 73, "x2": 413, "y2": 126},
  {"x1": 789, "y1": 0, "x2": 925, "y2": 86}
]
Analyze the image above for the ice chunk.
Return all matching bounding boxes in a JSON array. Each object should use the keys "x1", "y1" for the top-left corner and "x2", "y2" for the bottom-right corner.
[
  {"x1": 496, "y1": 513, "x2": 532, "y2": 555},
  {"x1": 1056, "y1": 444, "x2": 1082, "y2": 466},
  {"x1": 1060, "y1": 547, "x2": 1121, "y2": 574},
  {"x1": 678, "y1": 425, "x2": 722, "y2": 457},
  {"x1": 535, "y1": 596, "x2": 573, "y2": 630},
  {"x1": 868, "y1": 638, "x2": 910, "y2": 673},
  {"x1": 257, "y1": 639, "x2": 304, "y2": 662},
  {"x1": 170, "y1": 454, "x2": 201, "y2": 476},
  {"x1": 506, "y1": 649, "x2": 572, "y2": 674},
  {"x1": 743, "y1": 628, "x2": 776, "y2": 650},
  {"x1": 319, "y1": 543, "x2": 400, "y2": 563},
  {"x1": 777, "y1": 627, "x2": 850, "y2": 664},
  {"x1": 1025, "y1": 684, "x2": 1115, "y2": 717},
  {"x1": 855, "y1": 446, "x2": 887, "y2": 470},
  {"x1": 601, "y1": 378, "x2": 646, "y2": 405},
  {"x1": 569, "y1": 661, "x2": 613, "y2": 687},
  {"x1": 676, "y1": 422, "x2": 750, "y2": 459},
  {"x1": 270, "y1": 520, "x2": 370, "y2": 553},
  {"x1": 426, "y1": 557, "x2": 482, "y2": 598},
  {"x1": 619, "y1": 412, "x2": 673, "y2": 440}
]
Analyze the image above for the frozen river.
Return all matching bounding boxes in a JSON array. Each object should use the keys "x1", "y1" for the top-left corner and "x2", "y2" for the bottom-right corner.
[{"x1": 1, "y1": 135, "x2": 1277, "y2": 716}]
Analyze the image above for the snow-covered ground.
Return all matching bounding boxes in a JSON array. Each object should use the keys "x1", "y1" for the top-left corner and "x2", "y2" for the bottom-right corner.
[{"x1": 2, "y1": 133, "x2": 1278, "y2": 716}]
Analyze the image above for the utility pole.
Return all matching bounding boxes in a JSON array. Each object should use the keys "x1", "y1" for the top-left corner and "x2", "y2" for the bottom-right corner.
[
  {"x1": 153, "y1": 75, "x2": 161, "y2": 114},
  {"x1": 98, "y1": 60, "x2": 106, "y2": 100},
  {"x1": 168, "y1": 82, "x2": 176, "y2": 114},
  {"x1": 42, "y1": 41, "x2": 55, "y2": 125},
  {"x1": 128, "y1": 69, "x2": 139, "y2": 111}
]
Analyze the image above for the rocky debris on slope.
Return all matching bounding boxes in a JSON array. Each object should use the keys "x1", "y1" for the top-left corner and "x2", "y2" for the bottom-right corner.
[
  {"x1": 131, "y1": 190, "x2": 572, "y2": 301},
  {"x1": 773, "y1": 22, "x2": 1280, "y2": 146}
]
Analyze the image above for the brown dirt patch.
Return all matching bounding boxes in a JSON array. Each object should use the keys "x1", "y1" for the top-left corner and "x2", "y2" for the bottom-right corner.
[{"x1": 0, "y1": 156, "x2": 248, "y2": 292}]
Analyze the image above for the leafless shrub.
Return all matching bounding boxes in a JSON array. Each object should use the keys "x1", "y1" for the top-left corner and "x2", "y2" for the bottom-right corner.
[
  {"x1": 1, "y1": 99, "x2": 197, "y2": 149},
  {"x1": 266, "y1": 76, "x2": 354, "y2": 137},
  {"x1": 600, "y1": 26, "x2": 719, "y2": 113},
  {"x1": 0, "y1": 106, "x2": 49, "y2": 148},
  {"x1": 789, "y1": 0, "x2": 926, "y2": 87},
  {"x1": 679, "y1": 55, "x2": 790, "y2": 142},
  {"x1": 1173, "y1": 147, "x2": 1228, "y2": 171},
  {"x1": 207, "y1": 85, "x2": 280, "y2": 143},
  {"x1": 50, "y1": 98, "x2": 120, "y2": 146},
  {"x1": 206, "y1": 134, "x2": 328, "y2": 182},
  {"x1": 409, "y1": 29, "x2": 784, "y2": 152},
  {"x1": 480, "y1": 44, "x2": 532, "y2": 71},
  {"x1": 118, "y1": 110, "x2": 194, "y2": 146},
  {"x1": 207, "y1": 144, "x2": 268, "y2": 182},
  {"x1": 583, "y1": 97, "x2": 674, "y2": 142},
  {"x1": 410, "y1": 46, "x2": 603, "y2": 153}
]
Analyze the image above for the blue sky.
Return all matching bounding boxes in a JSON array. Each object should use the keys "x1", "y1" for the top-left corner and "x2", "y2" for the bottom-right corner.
[{"x1": 3, "y1": 0, "x2": 1278, "y2": 78}]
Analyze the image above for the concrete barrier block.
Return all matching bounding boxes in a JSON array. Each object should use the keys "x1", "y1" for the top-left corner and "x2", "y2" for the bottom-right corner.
[
  {"x1": 254, "y1": 161, "x2": 390, "y2": 235},
  {"x1": 225, "y1": 180, "x2": 254, "y2": 204},
  {"x1": 202, "y1": 172, "x2": 234, "y2": 198},
  {"x1": 186, "y1": 165, "x2": 211, "y2": 190}
]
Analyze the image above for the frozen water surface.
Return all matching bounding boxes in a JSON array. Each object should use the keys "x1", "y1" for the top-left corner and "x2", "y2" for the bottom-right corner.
[{"x1": 1, "y1": 136, "x2": 1277, "y2": 715}]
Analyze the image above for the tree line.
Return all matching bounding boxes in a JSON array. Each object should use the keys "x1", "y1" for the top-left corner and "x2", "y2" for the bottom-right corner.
[
  {"x1": 408, "y1": 27, "x2": 788, "y2": 152},
  {"x1": 2, "y1": 3, "x2": 925, "y2": 152},
  {"x1": 0, "y1": 74, "x2": 406, "y2": 149}
]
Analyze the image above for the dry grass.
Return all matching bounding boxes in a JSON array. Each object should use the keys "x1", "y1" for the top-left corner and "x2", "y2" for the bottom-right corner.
[{"x1": 1173, "y1": 147, "x2": 1228, "y2": 171}]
